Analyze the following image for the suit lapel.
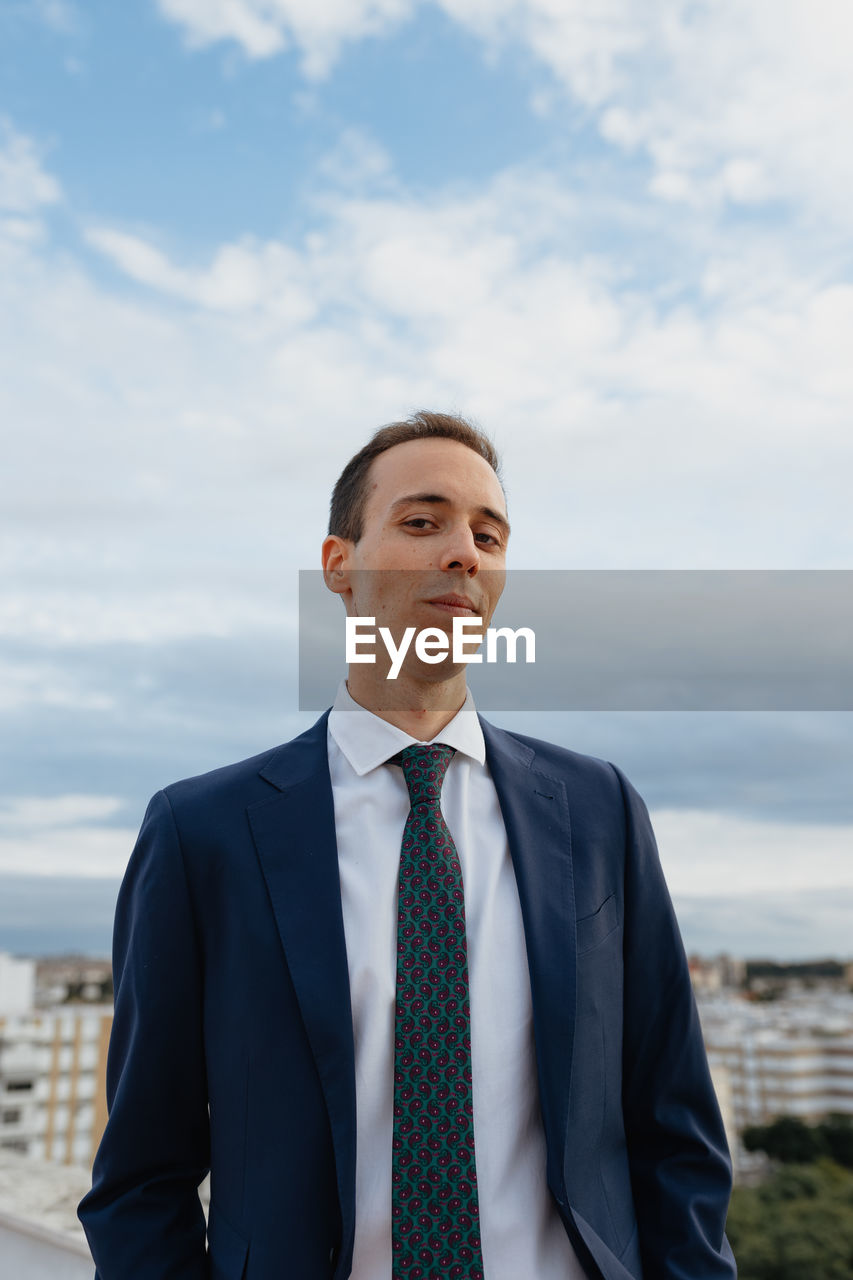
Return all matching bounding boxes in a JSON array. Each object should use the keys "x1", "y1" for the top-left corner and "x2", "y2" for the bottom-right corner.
[
  {"x1": 480, "y1": 716, "x2": 577, "y2": 1200},
  {"x1": 247, "y1": 712, "x2": 356, "y2": 1258}
]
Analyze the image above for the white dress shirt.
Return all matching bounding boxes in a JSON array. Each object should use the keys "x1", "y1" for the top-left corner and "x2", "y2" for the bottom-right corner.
[{"x1": 327, "y1": 679, "x2": 585, "y2": 1279}]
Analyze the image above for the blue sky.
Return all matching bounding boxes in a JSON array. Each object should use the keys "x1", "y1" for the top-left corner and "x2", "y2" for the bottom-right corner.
[{"x1": 1, "y1": 0, "x2": 852, "y2": 959}]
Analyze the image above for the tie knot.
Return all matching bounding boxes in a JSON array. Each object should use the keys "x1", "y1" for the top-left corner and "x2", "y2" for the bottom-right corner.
[{"x1": 393, "y1": 743, "x2": 455, "y2": 806}]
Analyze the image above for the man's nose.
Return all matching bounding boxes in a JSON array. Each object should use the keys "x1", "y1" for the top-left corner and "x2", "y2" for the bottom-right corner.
[{"x1": 440, "y1": 527, "x2": 480, "y2": 574}]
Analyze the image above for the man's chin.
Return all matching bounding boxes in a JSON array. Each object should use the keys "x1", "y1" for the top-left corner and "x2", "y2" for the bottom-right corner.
[{"x1": 395, "y1": 658, "x2": 470, "y2": 688}]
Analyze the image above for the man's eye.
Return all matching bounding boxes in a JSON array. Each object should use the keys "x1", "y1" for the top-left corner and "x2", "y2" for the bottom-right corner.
[
  {"x1": 475, "y1": 531, "x2": 500, "y2": 546},
  {"x1": 403, "y1": 518, "x2": 434, "y2": 529}
]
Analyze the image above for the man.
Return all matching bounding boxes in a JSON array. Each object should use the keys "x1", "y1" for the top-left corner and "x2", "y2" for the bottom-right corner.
[{"x1": 78, "y1": 411, "x2": 736, "y2": 1279}]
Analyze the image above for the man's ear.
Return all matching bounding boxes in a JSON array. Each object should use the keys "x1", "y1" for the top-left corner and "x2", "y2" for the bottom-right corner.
[{"x1": 321, "y1": 534, "x2": 354, "y2": 599}]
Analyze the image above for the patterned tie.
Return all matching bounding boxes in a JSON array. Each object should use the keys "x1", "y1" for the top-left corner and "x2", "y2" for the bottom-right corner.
[{"x1": 391, "y1": 743, "x2": 484, "y2": 1280}]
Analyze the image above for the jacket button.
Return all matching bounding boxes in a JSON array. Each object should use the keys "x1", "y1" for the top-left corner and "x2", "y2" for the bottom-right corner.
[{"x1": 329, "y1": 1244, "x2": 337, "y2": 1264}]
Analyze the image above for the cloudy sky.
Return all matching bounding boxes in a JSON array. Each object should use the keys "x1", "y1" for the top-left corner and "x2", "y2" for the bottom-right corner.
[{"x1": 1, "y1": 0, "x2": 852, "y2": 960}]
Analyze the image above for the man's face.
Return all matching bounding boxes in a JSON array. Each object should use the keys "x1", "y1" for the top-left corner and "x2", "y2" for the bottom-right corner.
[{"x1": 324, "y1": 437, "x2": 509, "y2": 663}]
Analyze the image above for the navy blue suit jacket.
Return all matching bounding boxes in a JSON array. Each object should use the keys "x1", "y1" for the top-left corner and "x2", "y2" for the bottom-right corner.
[{"x1": 77, "y1": 711, "x2": 736, "y2": 1279}]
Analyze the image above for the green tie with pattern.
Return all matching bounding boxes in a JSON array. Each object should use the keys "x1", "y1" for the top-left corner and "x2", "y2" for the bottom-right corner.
[{"x1": 391, "y1": 743, "x2": 485, "y2": 1280}]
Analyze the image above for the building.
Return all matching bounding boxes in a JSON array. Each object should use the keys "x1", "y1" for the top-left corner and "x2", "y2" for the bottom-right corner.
[
  {"x1": 699, "y1": 989, "x2": 853, "y2": 1132},
  {"x1": 0, "y1": 953, "x2": 36, "y2": 1016},
  {"x1": 0, "y1": 1005, "x2": 112, "y2": 1168},
  {"x1": 688, "y1": 953, "x2": 746, "y2": 995},
  {"x1": 34, "y1": 956, "x2": 112, "y2": 1008}
]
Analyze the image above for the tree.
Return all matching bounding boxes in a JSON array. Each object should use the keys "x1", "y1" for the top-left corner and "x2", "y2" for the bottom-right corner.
[
  {"x1": 727, "y1": 1160, "x2": 853, "y2": 1280},
  {"x1": 743, "y1": 1115, "x2": 828, "y2": 1164},
  {"x1": 819, "y1": 1116, "x2": 853, "y2": 1172}
]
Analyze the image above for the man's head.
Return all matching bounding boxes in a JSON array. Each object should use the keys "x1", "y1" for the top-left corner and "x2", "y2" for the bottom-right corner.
[
  {"x1": 327, "y1": 410, "x2": 503, "y2": 545},
  {"x1": 321, "y1": 411, "x2": 509, "y2": 687}
]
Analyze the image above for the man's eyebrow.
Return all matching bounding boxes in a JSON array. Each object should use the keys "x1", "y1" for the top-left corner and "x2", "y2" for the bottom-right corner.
[{"x1": 389, "y1": 492, "x2": 511, "y2": 537}]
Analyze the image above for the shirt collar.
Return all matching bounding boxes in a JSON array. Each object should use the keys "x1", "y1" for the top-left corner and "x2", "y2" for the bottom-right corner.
[{"x1": 327, "y1": 678, "x2": 485, "y2": 776}]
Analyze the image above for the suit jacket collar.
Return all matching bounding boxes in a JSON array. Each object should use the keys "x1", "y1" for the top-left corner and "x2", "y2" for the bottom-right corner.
[
  {"x1": 328, "y1": 678, "x2": 486, "y2": 772},
  {"x1": 248, "y1": 709, "x2": 578, "y2": 1262}
]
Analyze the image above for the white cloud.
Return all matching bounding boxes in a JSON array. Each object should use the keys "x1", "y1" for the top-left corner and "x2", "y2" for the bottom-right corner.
[
  {"x1": 0, "y1": 119, "x2": 62, "y2": 214},
  {"x1": 580, "y1": 0, "x2": 853, "y2": 223},
  {"x1": 316, "y1": 127, "x2": 393, "y2": 189},
  {"x1": 85, "y1": 225, "x2": 316, "y2": 317},
  {"x1": 156, "y1": 0, "x2": 411, "y2": 76},
  {"x1": 653, "y1": 808, "x2": 853, "y2": 897},
  {"x1": 0, "y1": 658, "x2": 114, "y2": 712},
  {"x1": 444, "y1": 0, "x2": 853, "y2": 223},
  {"x1": 33, "y1": 0, "x2": 77, "y2": 33},
  {"x1": 0, "y1": 795, "x2": 130, "y2": 879},
  {"x1": 673, "y1": 888, "x2": 853, "y2": 960},
  {"x1": 0, "y1": 590, "x2": 291, "y2": 645},
  {"x1": 0, "y1": 824, "x2": 134, "y2": 877},
  {"x1": 2, "y1": 114, "x2": 851, "y2": 719},
  {"x1": 0, "y1": 795, "x2": 123, "y2": 829},
  {"x1": 84, "y1": 228, "x2": 187, "y2": 296},
  {"x1": 154, "y1": 0, "x2": 853, "y2": 223},
  {"x1": 0, "y1": 216, "x2": 48, "y2": 245},
  {"x1": 0, "y1": 124, "x2": 843, "y2": 612},
  {"x1": 156, "y1": 0, "x2": 288, "y2": 58}
]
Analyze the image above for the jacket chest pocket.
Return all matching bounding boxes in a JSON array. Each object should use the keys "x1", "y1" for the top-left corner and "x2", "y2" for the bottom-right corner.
[{"x1": 576, "y1": 892, "x2": 619, "y2": 956}]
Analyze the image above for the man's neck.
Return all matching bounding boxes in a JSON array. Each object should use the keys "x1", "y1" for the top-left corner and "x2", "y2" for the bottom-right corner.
[{"x1": 345, "y1": 670, "x2": 470, "y2": 740}]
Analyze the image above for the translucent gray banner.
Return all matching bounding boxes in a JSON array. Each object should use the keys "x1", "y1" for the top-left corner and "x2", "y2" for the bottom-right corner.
[{"x1": 298, "y1": 570, "x2": 853, "y2": 711}]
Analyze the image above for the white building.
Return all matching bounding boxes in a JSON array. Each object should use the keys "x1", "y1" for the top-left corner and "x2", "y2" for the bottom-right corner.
[
  {"x1": 698, "y1": 990, "x2": 853, "y2": 1131},
  {"x1": 0, "y1": 953, "x2": 36, "y2": 1016},
  {"x1": 0, "y1": 1005, "x2": 112, "y2": 1168}
]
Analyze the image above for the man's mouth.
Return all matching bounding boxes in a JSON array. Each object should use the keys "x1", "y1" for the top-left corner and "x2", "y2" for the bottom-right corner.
[{"x1": 427, "y1": 594, "x2": 481, "y2": 617}]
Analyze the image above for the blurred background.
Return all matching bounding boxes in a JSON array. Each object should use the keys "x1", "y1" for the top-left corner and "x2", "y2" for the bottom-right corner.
[{"x1": 1, "y1": 2, "x2": 852, "y2": 1274}]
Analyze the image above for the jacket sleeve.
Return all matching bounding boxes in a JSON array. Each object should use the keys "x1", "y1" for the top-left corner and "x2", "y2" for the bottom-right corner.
[
  {"x1": 613, "y1": 764, "x2": 737, "y2": 1279},
  {"x1": 77, "y1": 789, "x2": 211, "y2": 1279}
]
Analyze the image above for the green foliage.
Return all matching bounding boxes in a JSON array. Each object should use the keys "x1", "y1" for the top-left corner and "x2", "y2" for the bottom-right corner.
[
  {"x1": 821, "y1": 1116, "x2": 853, "y2": 1171},
  {"x1": 743, "y1": 1116, "x2": 828, "y2": 1164},
  {"x1": 743, "y1": 1115, "x2": 853, "y2": 1170},
  {"x1": 727, "y1": 1159, "x2": 853, "y2": 1280},
  {"x1": 745, "y1": 960, "x2": 846, "y2": 983}
]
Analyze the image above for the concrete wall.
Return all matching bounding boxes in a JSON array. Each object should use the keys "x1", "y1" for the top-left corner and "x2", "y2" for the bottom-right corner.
[
  {"x1": 0, "y1": 954, "x2": 36, "y2": 1016},
  {"x1": 0, "y1": 1209, "x2": 93, "y2": 1280}
]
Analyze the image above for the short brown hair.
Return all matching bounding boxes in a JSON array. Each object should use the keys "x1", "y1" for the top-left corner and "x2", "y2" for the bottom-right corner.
[{"x1": 328, "y1": 410, "x2": 503, "y2": 543}]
